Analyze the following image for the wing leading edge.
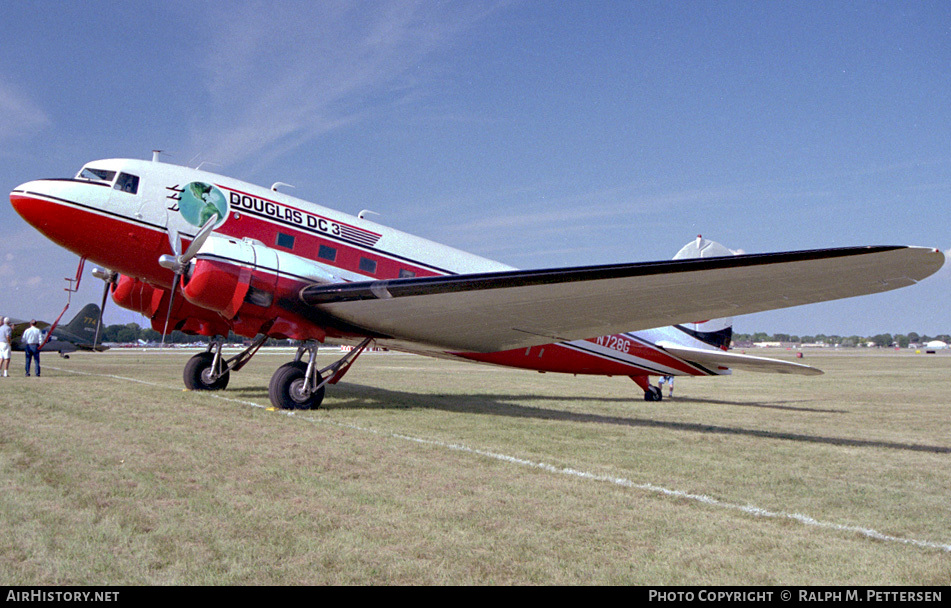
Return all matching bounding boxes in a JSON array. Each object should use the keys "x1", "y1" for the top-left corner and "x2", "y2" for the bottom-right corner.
[{"x1": 299, "y1": 245, "x2": 944, "y2": 353}]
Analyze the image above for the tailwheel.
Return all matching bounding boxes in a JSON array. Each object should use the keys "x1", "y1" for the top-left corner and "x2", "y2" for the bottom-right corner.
[
  {"x1": 630, "y1": 375, "x2": 663, "y2": 402},
  {"x1": 183, "y1": 351, "x2": 230, "y2": 390},
  {"x1": 268, "y1": 361, "x2": 325, "y2": 410}
]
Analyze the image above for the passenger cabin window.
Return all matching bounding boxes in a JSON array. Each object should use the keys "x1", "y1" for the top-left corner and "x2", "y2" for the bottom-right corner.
[
  {"x1": 359, "y1": 257, "x2": 377, "y2": 274},
  {"x1": 114, "y1": 172, "x2": 139, "y2": 194},
  {"x1": 276, "y1": 232, "x2": 295, "y2": 250},
  {"x1": 317, "y1": 245, "x2": 337, "y2": 262}
]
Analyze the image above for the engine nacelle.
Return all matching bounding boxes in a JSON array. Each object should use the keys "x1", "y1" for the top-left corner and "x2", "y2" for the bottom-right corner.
[
  {"x1": 182, "y1": 258, "x2": 251, "y2": 318},
  {"x1": 181, "y1": 237, "x2": 340, "y2": 339},
  {"x1": 111, "y1": 275, "x2": 164, "y2": 318},
  {"x1": 110, "y1": 274, "x2": 229, "y2": 336}
]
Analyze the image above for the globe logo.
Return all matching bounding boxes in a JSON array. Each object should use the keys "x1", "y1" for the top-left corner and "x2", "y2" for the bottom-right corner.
[{"x1": 179, "y1": 182, "x2": 227, "y2": 228}]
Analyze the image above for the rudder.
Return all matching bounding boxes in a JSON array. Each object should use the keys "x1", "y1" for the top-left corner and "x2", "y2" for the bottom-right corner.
[{"x1": 671, "y1": 236, "x2": 734, "y2": 350}]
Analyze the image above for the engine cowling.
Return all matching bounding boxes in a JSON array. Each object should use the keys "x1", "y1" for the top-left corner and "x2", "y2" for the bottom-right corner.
[
  {"x1": 182, "y1": 237, "x2": 340, "y2": 317},
  {"x1": 182, "y1": 258, "x2": 252, "y2": 318},
  {"x1": 110, "y1": 274, "x2": 229, "y2": 336},
  {"x1": 180, "y1": 237, "x2": 340, "y2": 341}
]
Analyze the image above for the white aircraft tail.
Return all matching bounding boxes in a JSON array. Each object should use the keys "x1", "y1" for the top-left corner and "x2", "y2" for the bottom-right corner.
[
  {"x1": 652, "y1": 236, "x2": 823, "y2": 376},
  {"x1": 670, "y1": 235, "x2": 735, "y2": 350}
]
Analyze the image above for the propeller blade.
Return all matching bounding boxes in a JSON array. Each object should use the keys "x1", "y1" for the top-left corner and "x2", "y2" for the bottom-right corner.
[
  {"x1": 91, "y1": 268, "x2": 116, "y2": 351},
  {"x1": 158, "y1": 217, "x2": 217, "y2": 275},
  {"x1": 93, "y1": 279, "x2": 110, "y2": 349},
  {"x1": 159, "y1": 217, "x2": 218, "y2": 346},
  {"x1": 168, "y1": 226, "x2": 181, "y2": 257},
  {"x1": 161, "y1": 274, "x2": 180, "y2": 348},
  {"x1": 181, "y1": 215, "x2": 218, "y2": 263}
]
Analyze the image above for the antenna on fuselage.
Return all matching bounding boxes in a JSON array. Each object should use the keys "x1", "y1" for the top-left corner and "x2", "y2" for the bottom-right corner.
[
  {"x1": 358, "y1": 209, "x2": 379, "y2": 220},
  {"x1": 152, "y1": 150, "x2": 163, "y2": 162},
  {"x1": 271, "y1": 182, "x2": 295, "y2": 192}
]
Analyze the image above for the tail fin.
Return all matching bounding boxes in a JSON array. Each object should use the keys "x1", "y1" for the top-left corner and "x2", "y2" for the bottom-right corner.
[
  {"x1": 63, "y1": 303, "x2": 102, "y2": 342},
  {"x1": 671, "y1": 236, "x2": 734, "y2": 350}
]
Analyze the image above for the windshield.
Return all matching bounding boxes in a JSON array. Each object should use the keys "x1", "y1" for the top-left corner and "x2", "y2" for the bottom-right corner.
[{"x1": 77, "y1": 167, "x2": 116, "y2": 184}]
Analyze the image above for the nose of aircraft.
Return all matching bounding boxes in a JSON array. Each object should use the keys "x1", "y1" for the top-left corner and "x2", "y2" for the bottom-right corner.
[
  {"x1": 10, "y1": 180, "x2": 48, "y2": 231},
  {"x1": 10, "y1": 178, "x2": 99, "y2": 257},
  {"x1": 10, "y1": 177, "x2": 171, "y2": 286}
]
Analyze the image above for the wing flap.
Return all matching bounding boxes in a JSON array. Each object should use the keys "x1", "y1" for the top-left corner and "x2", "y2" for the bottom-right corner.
[{"x1": 300, "y1": 245, "x2": 944, "y2": 353}]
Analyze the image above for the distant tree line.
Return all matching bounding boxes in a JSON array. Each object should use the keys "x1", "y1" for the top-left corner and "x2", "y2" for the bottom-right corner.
[
  {"x1": 100, "y1": 323, "x2": 294, "y2": 346},
  {"x1": 100, "y1": 323, "x2": 950, "y2": 349},
  {"x1": 732, "y1": 332, "x2": 951, "y2": 348}
]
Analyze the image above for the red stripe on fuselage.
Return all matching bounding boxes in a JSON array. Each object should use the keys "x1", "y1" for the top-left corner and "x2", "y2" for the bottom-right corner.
[
  {"x1": 215, "y1": 210, "x2": 443, "y2": 281},
  {"x1": 459, "y1": 338, "x2": 713, "y2": 377}
]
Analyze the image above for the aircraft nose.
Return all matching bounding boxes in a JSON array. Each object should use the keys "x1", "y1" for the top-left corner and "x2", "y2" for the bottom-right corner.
[
  {"x1": 10, "y1": 180, "x2": 45, "y2": 228},
  {"x1": 10, "y1": 179, "x2": 84, "y2": 252},
  {"x1": 10, "y1": 179, "x2": 67, "y2": 238}
]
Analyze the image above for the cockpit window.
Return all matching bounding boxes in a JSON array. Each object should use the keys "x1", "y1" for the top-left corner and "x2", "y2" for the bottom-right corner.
[
  {"x1": 114, "y1": 172, "x2": 139, "y2": 194},
  {"x1": 78, "y1": 167, "x2": 116, "y2": 184}
]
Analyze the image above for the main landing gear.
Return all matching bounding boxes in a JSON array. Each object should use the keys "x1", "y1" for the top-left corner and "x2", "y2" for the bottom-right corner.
[
  {"x1": 629, "y1": 375, "x2": 663, "y2": 402},
  {"x1": 181, "y1": 335, "x2": 373, "y2": 411},
  {"x1": 183, "y1": 333, "x2": 269, "y2": 391},
  {"x1": 267, "y1": 337, "x2": 373, "y2": 411}
]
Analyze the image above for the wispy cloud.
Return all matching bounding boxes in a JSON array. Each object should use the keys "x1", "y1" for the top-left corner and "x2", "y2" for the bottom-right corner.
[
  {"x1": 435, "y1": 181, "x2": 762, "y2": 237},
  {"x1": 0, "y1": 78, "x2": 49, "y2": 142},
  {"x1": 190, "y1": 1, "x2": 503, "y2": 168}
]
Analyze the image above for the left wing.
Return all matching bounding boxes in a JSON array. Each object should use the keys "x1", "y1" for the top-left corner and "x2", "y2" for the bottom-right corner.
[{"x1": 300, "y1": 245, "x2": 944, "y2": 353}]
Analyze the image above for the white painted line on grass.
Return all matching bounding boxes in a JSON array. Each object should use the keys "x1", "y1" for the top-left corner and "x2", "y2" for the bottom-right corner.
[{"x1": 53, "y1": 365, "x2": 951, "y2": 553}]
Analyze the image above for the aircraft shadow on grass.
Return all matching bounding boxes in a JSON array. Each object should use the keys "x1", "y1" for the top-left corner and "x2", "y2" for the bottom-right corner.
[
  {"x1": 227, "y1": 383, "x2": 950, "y2": 455},
  {"x1": 671, "y1": 396, "x2": 847, "y2": 414}
]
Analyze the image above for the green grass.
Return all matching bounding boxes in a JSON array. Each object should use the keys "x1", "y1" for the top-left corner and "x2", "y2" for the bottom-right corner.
[{"x1": 0, "y1": 348, "x2": 949, "y2": 584}]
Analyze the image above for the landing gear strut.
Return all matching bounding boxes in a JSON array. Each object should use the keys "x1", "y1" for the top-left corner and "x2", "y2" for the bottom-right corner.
[
  {"x1": 183, "y1": 333, "x2": 269, "y2": 391},
  {"x1": 268, "y1": 337, "x2": 373, "y2": 410}
]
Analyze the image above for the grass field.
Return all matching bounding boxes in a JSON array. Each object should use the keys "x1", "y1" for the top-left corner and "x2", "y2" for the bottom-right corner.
[{"x1": 1, "y1": 347, "x2": 949, "y2": 585}]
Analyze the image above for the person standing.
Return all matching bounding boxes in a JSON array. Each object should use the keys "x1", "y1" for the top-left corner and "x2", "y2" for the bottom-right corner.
[
  {"x1": 22, "y1": 320, "x2": 42, "y2": 377},
  {"x1": 659, "y1": 375, "x2": 674, "y2": 398},
  {"x1": 0, "y1": 318, "x2": 11, "y2": 377}
]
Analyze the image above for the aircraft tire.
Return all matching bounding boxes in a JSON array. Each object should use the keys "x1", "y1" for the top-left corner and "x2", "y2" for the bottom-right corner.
[
  {"x1": 183, "y1": 352, "x2": 230, "y2": 391},
  {"x1": 268, "y1": 361, "x2": 325, "y2": 410},
  {"x1": 644, "y1": 386, "x2": 663, "y2": 402}
]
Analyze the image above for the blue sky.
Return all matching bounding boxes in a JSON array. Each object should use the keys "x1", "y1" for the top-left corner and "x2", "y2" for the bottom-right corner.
[{"x1": 1, "y1": 1, "x2": 948, "y2": 336}]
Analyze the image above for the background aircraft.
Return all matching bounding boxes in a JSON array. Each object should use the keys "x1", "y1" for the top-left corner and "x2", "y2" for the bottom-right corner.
[{"x1": 8, "y1": 303, "x2": 107, "y2": 358}]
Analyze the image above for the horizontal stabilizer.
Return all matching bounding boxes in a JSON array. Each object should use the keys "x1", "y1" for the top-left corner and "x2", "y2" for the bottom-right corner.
[{"x1": 656, "y1": 342, "x2": 823, "y2": 376}]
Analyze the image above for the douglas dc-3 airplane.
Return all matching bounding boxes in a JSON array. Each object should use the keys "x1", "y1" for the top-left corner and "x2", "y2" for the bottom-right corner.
[{"x1": 10, "y1": 155, "x2": 944, "y2": 409}]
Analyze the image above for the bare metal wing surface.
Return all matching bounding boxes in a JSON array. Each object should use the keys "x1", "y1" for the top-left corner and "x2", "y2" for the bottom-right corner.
[{"x1": 300, "y1": 246, "x2": 944, "y2": 353}]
